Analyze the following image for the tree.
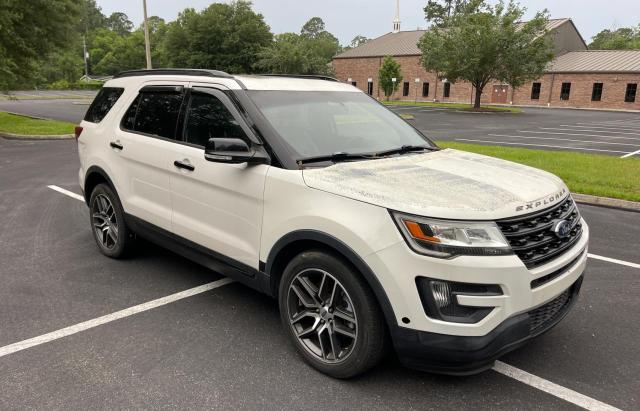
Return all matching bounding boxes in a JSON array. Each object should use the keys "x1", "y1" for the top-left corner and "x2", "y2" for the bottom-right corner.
[
  {"x1": 418, "y1": 0, "x2": 554, "y2": 109},
  {"x1": 106, "y1": 12, "x2": 133, "y2": 35},
  {"x1": 161, "y1": 1, "x2": 272, "y2": 73},
  {"x1": 589, "y1": 26, "x2": 640, "y2": 50},
  {"x1": 255, "y1": 17, "x2": 340, "y2": 75},
  {"x1": 0, "y1": 0, "x2": 81, "y2": 89},
  {"x1": 378, "y1": 56, "x2": 403, "y2": 100},
  {"x1": 424, "y1": 0, "x2": 468, "y2": 27},
  {"x1": 349, "y1": 35, "x2": 369, "y2": 48}
]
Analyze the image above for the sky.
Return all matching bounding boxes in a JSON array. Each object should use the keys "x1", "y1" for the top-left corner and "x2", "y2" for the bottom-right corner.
[{"x1": 97, "y1": 0, "x2": 640, "y2": 45}]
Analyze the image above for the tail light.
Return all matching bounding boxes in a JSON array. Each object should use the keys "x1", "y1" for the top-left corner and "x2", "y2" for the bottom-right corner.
[{"x1": 74, "y1": 126, "x2": 83, "y2": 140}]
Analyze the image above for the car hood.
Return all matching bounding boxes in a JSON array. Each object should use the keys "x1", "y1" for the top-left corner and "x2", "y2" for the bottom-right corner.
[{"x1": 302, "y1": 149, "x2": 569, "y2": 220}]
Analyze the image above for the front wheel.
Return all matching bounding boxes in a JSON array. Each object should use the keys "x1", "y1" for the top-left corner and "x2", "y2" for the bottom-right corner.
[{"x1": 278, "y1": 250, "x2": 387, "y2": 378}]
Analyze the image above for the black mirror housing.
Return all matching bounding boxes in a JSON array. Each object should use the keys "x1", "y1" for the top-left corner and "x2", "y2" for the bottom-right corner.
[{"x1": 204, "y1": 138, "x2": 268, "y2": 165}]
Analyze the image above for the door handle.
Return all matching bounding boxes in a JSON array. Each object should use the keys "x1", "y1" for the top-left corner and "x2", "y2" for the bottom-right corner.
[
  {"x1": 174, "y1": 159, "x2": 195, "y2": 172},
  {"x1": 110, "y1": 141, "x2": 123, "y2": 150}
]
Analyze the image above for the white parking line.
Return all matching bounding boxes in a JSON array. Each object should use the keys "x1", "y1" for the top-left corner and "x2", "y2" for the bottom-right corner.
[
  {"x1": 456, "y1": 138, "x2": 630, "y2": 154},
  {"x1": 487, "y1": 134, "x2": 640, "y2": 147},
  {"x1": 544, "y1": 127, "x2": 640, "y2": 137},
  {"x1": 621, "y1": 149, "x2": 640, "y2": 159},
  {"x1": 47, "y1": 185, "x2": 85, "y2": 202},
  {"x1": 519, "y1": 130, "x2": 640, "y2": 140},
  {"x1": 0, "y1": 278, "x2": 234, "y2": 358},
  {"x1": 493, "y1": 362, "x2": 621, "y2": 411},
  {"x1": 564, "y1": 124, "x2": 640, "y2": 133},
  {"x1": 588, "y1": 253, "x2": 640, "y2": 269}
]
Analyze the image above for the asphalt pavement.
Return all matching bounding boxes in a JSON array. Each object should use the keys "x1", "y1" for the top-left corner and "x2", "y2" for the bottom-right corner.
[{"x1": 0, "y1": 137, "x2": 638, "y2": 410}]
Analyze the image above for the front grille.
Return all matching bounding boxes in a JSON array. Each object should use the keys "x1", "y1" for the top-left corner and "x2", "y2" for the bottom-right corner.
[
  {"x1": 528, "y1": 289, "x2": 571, "y2": 334},
  {"x1": 530, "y1": 249, "x2": 585, "y2": 289},
  {"x1": 497, "y1": 196, "x2": 583, "y2": 268}
]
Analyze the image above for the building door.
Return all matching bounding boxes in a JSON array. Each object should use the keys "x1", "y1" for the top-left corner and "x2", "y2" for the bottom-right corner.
[{"x1": 491, "y1": 84, "x2": 509, "y2": 104}]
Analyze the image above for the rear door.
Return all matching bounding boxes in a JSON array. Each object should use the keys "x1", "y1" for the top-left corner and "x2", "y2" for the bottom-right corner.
[
  {"x1": 113, "y1": 82, "x2": 187, "y2": 231},
  {"x1": 167, "y1": 86, "x2": 268, "y2": 269}
]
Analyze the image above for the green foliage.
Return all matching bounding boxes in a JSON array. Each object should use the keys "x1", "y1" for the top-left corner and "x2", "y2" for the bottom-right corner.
[
  {"x1": 106, "y1": 12, "x2": 134, "y2": 35},
  {"x1": 46, "y1": 79, "x2": 103, "y2": 90},
  {"x1": 424, "y1": 0, "x2": 468, "y2": 27},
  {"x1": 0, "y1": 0, "x2": 81, "y2": 89},
  {"x1": 378, "y1": 56, "x2": 403, "y2": 99},
  {"x1": 255, "y1": 17, "x2": 341, "y2": 75},
  {"x1": 0, "y1": 111, "x2": 75, "y2": 136},
  {"x1": 349, "y1": 35, "x2": 370, "y2": 48},
  {"x1": 418, "y1": 0, "x2": 554, "y2": 108},
  {"x1": 162, "y1": 1, "x2": 272, "y2": 73},
  {"x1": 589, "y1": 26, "x2": 640, "y2": 49}
]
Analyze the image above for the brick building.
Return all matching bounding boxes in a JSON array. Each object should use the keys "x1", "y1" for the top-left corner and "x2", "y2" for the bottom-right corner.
[{"x1": 332, "y1": 18, "x2": 640, "y2": 111}]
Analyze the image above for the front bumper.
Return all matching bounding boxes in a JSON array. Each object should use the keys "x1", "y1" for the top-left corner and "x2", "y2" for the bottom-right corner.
[{"x1": 391, "y1": 275, "x2": 583, "y2": 375}]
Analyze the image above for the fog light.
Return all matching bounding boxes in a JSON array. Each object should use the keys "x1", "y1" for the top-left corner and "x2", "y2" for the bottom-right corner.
[{"x1": 416, "y1": 278, "x2": 502, "y2": 324}]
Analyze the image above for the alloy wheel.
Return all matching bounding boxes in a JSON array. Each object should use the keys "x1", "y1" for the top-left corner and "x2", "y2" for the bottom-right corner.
[
  {"x1": 92, "y1": 193, "x2": 118, "y2": 250},
  {"x1": 286, "y1": 268, "x2": 358, "y2": 364}
]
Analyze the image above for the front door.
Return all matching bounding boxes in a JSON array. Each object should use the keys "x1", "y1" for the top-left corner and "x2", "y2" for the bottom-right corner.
[
  {"x1": 491, "y1": 84, "x2": 509, "y2": 104},
  {"x1": 167, "y1": 87, "x2": 268, "y2": 269}
]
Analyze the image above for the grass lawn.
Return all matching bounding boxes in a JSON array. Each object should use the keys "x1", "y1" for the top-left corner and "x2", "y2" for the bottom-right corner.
[
  {"x1": 0, "y1": 111, "x2": 75, "y2": 136},
  {"x1": 438, "y1": 141, "x2": 640, "y2": 202},
  {"x1": 383, "y1": 100, "x2": 522, "y2": 113}
]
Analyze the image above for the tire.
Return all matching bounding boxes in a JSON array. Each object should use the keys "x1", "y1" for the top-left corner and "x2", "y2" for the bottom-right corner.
[
  {"x1": 89, "y1": 183, "x2": 132, "y2": 258},
  {"x1": 278, "y1": 250, "x2": 387, "y2": 378}
]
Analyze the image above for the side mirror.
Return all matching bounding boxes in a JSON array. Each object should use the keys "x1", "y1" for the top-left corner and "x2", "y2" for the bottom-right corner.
[{"x1": 204, "y1": 138, "x2": 268, "y2": 164}]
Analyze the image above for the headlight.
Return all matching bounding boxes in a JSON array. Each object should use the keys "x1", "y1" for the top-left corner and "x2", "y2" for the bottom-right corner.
[{"x1": 392, "y1": 212, "x2": 513, "y2": 258}]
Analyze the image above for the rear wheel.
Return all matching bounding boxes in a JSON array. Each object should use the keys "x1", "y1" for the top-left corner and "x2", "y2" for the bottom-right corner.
[
  {"x1": 89, "y1": 183, "x2": 132, "y2": 258},
  {"x1": 279, "y1": 250, "x2": 386, "y2": 378}
]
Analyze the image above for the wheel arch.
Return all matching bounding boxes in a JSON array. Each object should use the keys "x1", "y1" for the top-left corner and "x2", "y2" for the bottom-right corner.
[
  {"x1": 84, "y1": 166, "x2": 117, "y2": 204},
  {"x1": 265, "y1": 230, "x2": 398, "y2": 328}
]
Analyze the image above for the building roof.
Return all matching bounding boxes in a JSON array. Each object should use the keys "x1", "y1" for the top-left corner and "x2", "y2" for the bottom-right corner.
[
  {"x1": 334, "y1": 18, "x2": 573, "y2": 59},
  {"x1": 548, "y1": 50, "x2": 640, "y2": 73}
]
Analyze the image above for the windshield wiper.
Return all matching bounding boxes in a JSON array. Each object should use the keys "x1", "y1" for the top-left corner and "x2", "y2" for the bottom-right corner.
[
  {"x1": 372, "y1": 145, "x2": 439, "y2": 158},
  {"x1": 297, "y1": 152, "x2": 373, "y2": 166}
]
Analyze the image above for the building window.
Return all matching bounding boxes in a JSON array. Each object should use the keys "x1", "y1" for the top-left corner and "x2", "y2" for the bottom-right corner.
[
  {"x1": 625, "y1": 83, "x2": 637, "y2": 103},
  {"x1": 591, "y1": 83, "x2": 603, "y2": 102},
  {"x1": 443, "y1": 82, "x2": 451, "y2": 98},
  {"x1": 351, "y1": 81, "x2": 357, "y2": 87},
  {"x1": 402, "y1": 82, "x2": 410, "y2": 97},
  {"x1": 530, "y1": 82, "x2": 541, "y2": 100},
  {"x1": 560, "y1": 82, "x2": 571, "y2": 100},
  {"x1": 367, "y1": 81, "x2": 373, "y2": 96},
  {"x1": 422, "y1": 82, "x2": 430, "y2": 97}
]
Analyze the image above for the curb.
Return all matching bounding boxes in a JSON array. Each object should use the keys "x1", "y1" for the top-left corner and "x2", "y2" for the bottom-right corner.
[
  {"x1": 572, "y1": 193, "x2": 640, "y2": 213},
  {"x1": 0, "y1": 131, "x2": 73, "y2": 140}
]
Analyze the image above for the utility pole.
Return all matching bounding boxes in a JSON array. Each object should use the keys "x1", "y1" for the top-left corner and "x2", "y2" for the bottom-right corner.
[
  {"x1": 142, "y1": 0, "x2": 152, "y2": 69},
  {"x1": 83, "y1": 36, "x2": 90, "y2": 80}
]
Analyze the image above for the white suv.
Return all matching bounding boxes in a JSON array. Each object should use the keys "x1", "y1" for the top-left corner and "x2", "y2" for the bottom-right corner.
[{"x1": 76, "y1": 69, "x2": 588, "y2": 378}]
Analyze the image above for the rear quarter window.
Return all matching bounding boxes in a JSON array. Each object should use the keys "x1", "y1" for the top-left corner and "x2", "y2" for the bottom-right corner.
[{"x1": 84, "y1": 87, "x2": 125, "y2": 123}]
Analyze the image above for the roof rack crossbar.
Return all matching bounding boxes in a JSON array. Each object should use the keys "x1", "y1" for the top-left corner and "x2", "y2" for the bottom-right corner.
[
  {"x1": 258, "y1": 74, "x2": 338, "y2": 82},
  {"x1": 113, "y1": 68, "x2": 233, "y2": 79}
]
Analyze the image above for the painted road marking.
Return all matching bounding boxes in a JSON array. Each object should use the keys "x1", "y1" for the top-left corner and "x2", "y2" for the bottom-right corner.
[
  {"x1": 621, "y1": 149, "x2": 640, "y2": 159},
  {"x1": 588, "y1": 253, "x2": 640, "y2": 269},
  {"x1": 563, "y1": 124, "x2": 640, "y2": 133},
  {"x1": 455, "y1": 138, "x2": 630, "y2": 154},
  {"x1": 519, "y1": 130, "x2": 640, "y2": 140},
  {"x1": 487, "y1": 134, "x2": 640, "y2": 147},
  {"x1": 0, "y1": 278, "x2": 234, "y2": 358},
  {"x1": 47, "y1": 185, "x2": 85, "y2": 202},
  {"x1": 493, "y1": 362, "x2": 621, "y2": 411},
  {"x1": 544, "y1": 127, "x2": 640, "y2": 137}
]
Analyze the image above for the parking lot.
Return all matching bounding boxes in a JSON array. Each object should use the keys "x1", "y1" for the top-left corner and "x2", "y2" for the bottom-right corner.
[
  {"x1": 1, "y1": 125, "x2": 639, "y2": 409},
  {"x1": 390, "y1": 105, "x2": 640, "y2": 158}
]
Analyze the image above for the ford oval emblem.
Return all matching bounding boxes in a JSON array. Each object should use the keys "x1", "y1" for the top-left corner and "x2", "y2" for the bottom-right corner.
[{"x1": 553, "y1": 220, "x2": 572, "y2": 239}]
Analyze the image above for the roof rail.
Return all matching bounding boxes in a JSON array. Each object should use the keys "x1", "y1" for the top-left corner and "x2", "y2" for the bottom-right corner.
[
  {"x1": 113, "y1": 68, "x2": 233, "y2": 79},
  {"x1": 258, "y1": 74, "x2": 339, "y2": 82}
]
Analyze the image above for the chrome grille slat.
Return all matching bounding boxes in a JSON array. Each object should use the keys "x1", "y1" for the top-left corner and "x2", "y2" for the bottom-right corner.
[{"x1": 497, "y1": 196, "x2": 583, "y2": 268}]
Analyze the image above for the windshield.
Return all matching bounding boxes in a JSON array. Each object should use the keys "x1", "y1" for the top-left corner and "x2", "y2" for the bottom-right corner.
[{"x1": 247, "y1": 91, "x2": 435, "y2": 159}]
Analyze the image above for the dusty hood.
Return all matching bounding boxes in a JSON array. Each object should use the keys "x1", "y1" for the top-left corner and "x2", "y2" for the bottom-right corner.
[{"x1": 302, "y1": 149, "x2": 569, "y2": 220}]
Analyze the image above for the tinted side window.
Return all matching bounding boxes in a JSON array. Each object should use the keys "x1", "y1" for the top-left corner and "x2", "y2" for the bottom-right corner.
[
  {"x1": 123, "y1": 91, "x2": 184, "y2": 139},
  {"x1": 184, "y1": 93, "x2": 248, "y2": 147},
  {"x1": 84, "y1": 87, "x2": 124, "y2": 123}
]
